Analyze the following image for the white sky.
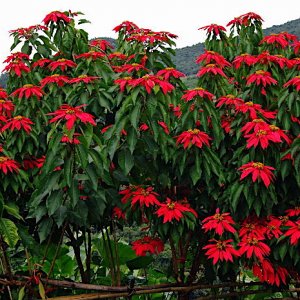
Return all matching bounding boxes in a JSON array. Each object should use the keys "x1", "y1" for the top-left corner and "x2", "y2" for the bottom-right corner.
[{"x1": 1, "y1": 0, "x2": 300, "y2": 70}]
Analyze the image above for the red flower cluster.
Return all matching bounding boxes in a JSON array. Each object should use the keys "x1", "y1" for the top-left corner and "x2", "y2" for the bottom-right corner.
[
  {"x1": 176, "y1": 129, "x2": 211, "y2": 149},
  {"x1": 128, "y1": 75, "x2": 174, "y2": 94},
  {"x1": 197, "y1": 63, "x2": 227, "y2": 78},
  {"x1": 40, "y1": 74, "x2": 70, "y2": 87},
  {"x1": 196, "y1": 50, "x2": 231, "y2": 68},
  {"x1": 156, "y1": 198, "x2": 197, "y2": 223},
  {"x1": 43, "y1": 11, "x2": 71, "y2": 25},
  {"x1": 238, "y1": 162, "x2": 275, "y2": 188},
  {"x1": 203, "y1": 239, "x2": 240, "y2": 265},
  {"x1": 198, "y1": 24, "x2": 226, "y2": 36},
  {"x1": 47, "y1": 104, "x2": 96, "y2": 130},
  {"x1": 182, "y1": 87, "x2": 214, "y2": 102},
  {"x1": 48, "y1": 59, "x2": 77, "y2": 72},
  {"x1": 202, "y1": 209, "x2": 236, "y2": 235},
  {"x1": 10, "y1": 84, "x2": 44, "y2": 100},
  {"x1": 75, "y1": 51, "x2": 106, "y2": 60},
  {"x1": 1, "y1": 116, "x2": 33, "y2": 134},
  {"x1": 132, "y1": 236, "x2": 164, "y2": 256},
  {"x1": 0, "y1": 156, "x2": 20, "y2": 174}
]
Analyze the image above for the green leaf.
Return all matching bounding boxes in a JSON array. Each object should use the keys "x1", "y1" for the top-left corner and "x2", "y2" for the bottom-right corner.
[
  {"x1": 86, "y1": 164, "x2": 98, "y2": 191},
  {"x1": 126, "y1": 256, "x2": 154, "y2": 270},
  {"x1": 130, "y1": 101, "x2": 141, "y2": 130},
  {"x1": 38, "y1": 281, "x2": 46, "y2": 300},
  {"x1": 0, "y1": 218, "x2": 19, "y2": 248},
  {"x1": 53, "y1": 206, "x2": 68, "y2": 228},
  {"x1": 69, "y1": 179, "x2": 79, "y2": 208},
  {"x1": 118, "y1": 149, "x2": 134, "y2": 175},
  {"x1": 38, "y1": 218, "x2": 53, "y2": 243},
  {"x1": 231, "y1": 183, "x2": 244, "y2": 212},
  {"x1": 46, "y1": 190, "x2": 63, "y2": 216},
  {"x1": 18, "y1": 286, "x2": 25, "y2": 300},
  {"x1": 4, "y1": 203, "x2": 23, "y2": 220},
  {"x1": 64, "y1": 154, "x2": 74, "y2": 187},
  {"x1": 127, "y1": 128, "x2": 138, "y2": 154},
  {"x1": 77, "y1": 144, "x2": 88, "y2": 168}
]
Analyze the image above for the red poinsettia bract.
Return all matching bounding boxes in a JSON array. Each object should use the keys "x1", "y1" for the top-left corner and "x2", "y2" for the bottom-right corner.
[
  {"x1": 156, "y1": 198, "x2": 197, "y2": 223},
  {"x1": 283, "y1": 76, "x2": 300, "y2": 91},
  {"x1": 48, "y1": 59, "x2": 77, "y2": 72},
  {"x1": 176, "y1": 129, "x2": 211, "y2": 149},
  {"x1": 1, "y1": 116, "x2": 33, "y2": 134},
  {"x1": 203, "y1": 239, "x2": 240, "y2": 265},
  {"x1": 238, "y1": 162, "x2": 275, "y2": 188},
  {"x1": 132, "y1": 236, "x2": 164, "y2": 256},
  {"x1": 48, "y1": 104, "x2": 96, "y2": 130},
  {"x1": 40, "y1": 74, "x2": 70, "y2": 87},
  {"x1": 43, "y1": 11, "x2": 71, "y2": 25},
  {"x1": 285, "y1": 220, "x2": 300, "y2": 245},
  {"x1": 253, "y1": 260, "x2": 289, "y2": 286},
  {"x1": 182, "y1": 87, "x2": 214, "y2": 102},
  {"x1": 238, "y1": 236, "x2": 270, "y2": 261},
  {"x1": 202, "y1": 208, "x2": 236, "y2": 235},
  {"x1": 0, "y1": 156, "x2": 20, "y2": 174},
  {"x1": 10, "y1": 84, "x2": 44, "y2": 100},
  {"x1": 0, "y1": 100, "x2": 14, "y2": 117},
  {"x1": 131, "y1": 187, "x2": 160, "y2": 207}
]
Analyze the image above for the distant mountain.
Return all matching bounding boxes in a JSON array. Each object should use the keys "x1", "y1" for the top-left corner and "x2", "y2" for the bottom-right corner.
[
  {"x1": 174, "y1": 18, "x2": 300, "y2": 76},
  {"x1": 1, "y1": 18, "x2": 300, "y2": 87}
]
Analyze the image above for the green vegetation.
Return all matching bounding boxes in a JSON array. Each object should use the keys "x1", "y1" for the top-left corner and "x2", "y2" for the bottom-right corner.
[
  {"x1": 0, "y1": 18, "x2": 299, "y2": 87},
  {"x1": 174, "y1": 18, "x2": 300, "y2": 76}
]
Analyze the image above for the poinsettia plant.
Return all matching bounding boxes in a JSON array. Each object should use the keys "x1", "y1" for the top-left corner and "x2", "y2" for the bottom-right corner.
[{"x1": 0, "y1": 8, "x2": 299, "y2": 298}]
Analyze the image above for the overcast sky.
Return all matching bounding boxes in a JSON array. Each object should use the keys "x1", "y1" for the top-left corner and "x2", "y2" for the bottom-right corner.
[{"x1": 1, "y1": 0, "x2": 300, "y2": 70}]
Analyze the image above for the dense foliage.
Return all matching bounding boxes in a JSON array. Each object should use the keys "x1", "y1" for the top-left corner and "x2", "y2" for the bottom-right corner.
[{"x1": 0, "y1": 9, "x2": 299, "y2": 299}]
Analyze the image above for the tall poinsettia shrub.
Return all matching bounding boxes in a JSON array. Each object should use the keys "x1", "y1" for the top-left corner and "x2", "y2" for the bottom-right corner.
[
  {"x1": 2, "y1": 10, "x2": 117, "y2": 283},
  {"x1": 195, "y1": 12, "x2": 300, "y2": 284}
]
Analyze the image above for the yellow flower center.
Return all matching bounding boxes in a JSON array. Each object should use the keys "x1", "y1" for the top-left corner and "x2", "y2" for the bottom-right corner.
[
  {"x1": 78, "y1": 75, "x2": 88, "y2": 78},
  {"x1": 246, "y1": 223, "x2": 255, "y2": 230},
  {"x1": 131, "y1": 63, "x2": 139, "y2": 66},
  {"x1": 255, "y1": 70, "x2": 266, "y2": 75},
  {"x1": 65, "y1": 109, "x2": 75, "y2": 114},
  {"x1": 0, "y1": 100, "x2": 5, "y2": 103},
  {"x1": 57, "y1": 58, "x2": 66, "y2": 62},
  {"x1": 252, "y1": 162, "x2": 264, "y2": 169},
  {"x1": 241, "y1": 53, "x2": 249, "y2": 56},
  {"x1": 253, "y1": 118, "x2": 264, "y2": 123},
  {"x1": 165, "y1": 67, "x2": 174, "y2": 70},
  {"x1": 195, "y1": 87, "x2": 204, "y2": 91},
  {"x1": 216, "y1": 241, "x2": 226, "y2": 250},
  {"x1": 141, "y1": 189, "x2": 149, "y2": 196},
  {"x1": 207, "y1": 50, "x2": 216, "y2": 54},
  {"x1": 245, "y1": 101, "x2": 254, "y2": 106},
  {"x1": 205, "y1": 64, "x2": 216, "y2": 68},
  {"x1": 0, "y1": 156, "x2": 9, "y2": 163},
  {"x1": 52, "y1": 74, "x2": 61, "y2": 77},
  {"x1": 256, "y1": 130, "x2": 267, "y2": 136},
  {"x1": 123, "y1": 76, "x2": 132, "y2": 80},
  {"x1": 248, "y1": 238, "x2": 258, "y2": 245},
  {"x1": 14, "y1": 116, "x2": 23, "y2": 120},
  {"x1": 226, "y1": 94, "x2": 236, "y2": 99},
  {"x1": 23, "y1": 84, "x2": 34, "y2": 88},
  {"x1": 213, "y1": 213, "x2": 224, "y2": 221},
  {"x1": 187, "y1": 129, "x2": 200, "y2": 134},
  {"x1": 269, "y1": 125, "x2": 279, "y2": 131},
  {"x1": 167, "y1": 202, "x2": 176, "y2": 210}
]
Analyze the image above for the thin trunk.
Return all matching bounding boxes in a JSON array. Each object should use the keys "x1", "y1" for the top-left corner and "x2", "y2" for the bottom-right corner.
[{"x1": 66, "y1": 226, "x2": 87, "y2": 283}]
